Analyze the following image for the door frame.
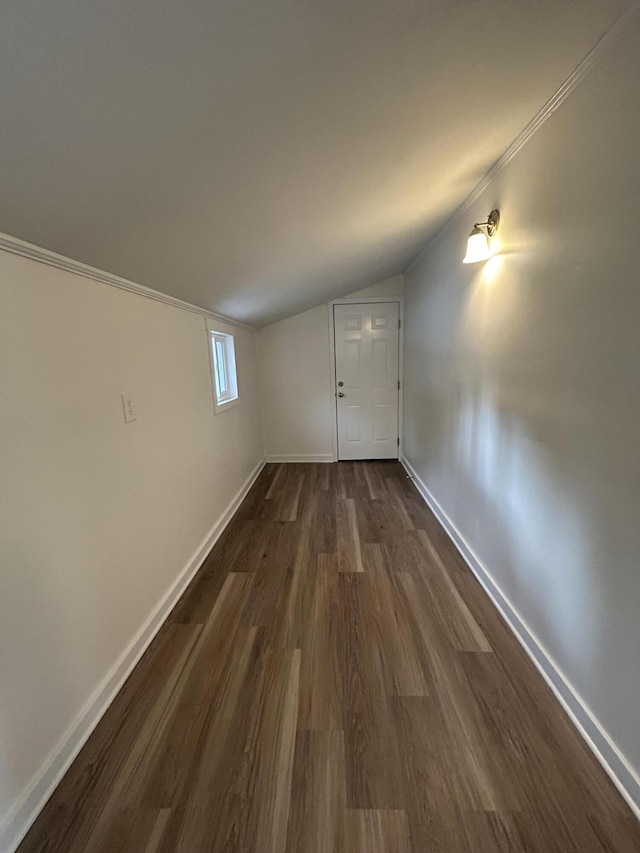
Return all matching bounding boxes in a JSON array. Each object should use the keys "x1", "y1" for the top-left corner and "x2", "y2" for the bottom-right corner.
[{"x1": 328, "y1": 296, "x2": 404, "y2": 462}]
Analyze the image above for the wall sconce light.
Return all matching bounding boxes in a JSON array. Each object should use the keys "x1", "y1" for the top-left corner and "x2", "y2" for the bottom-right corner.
[{"x1": 463, "y1": 209, "x2": 500, "y2": 264}]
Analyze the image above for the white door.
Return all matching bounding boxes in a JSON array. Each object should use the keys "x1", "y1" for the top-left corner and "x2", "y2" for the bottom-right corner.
[{"x1": 334, "y1": 302, "x2": 400, "y2": 460}]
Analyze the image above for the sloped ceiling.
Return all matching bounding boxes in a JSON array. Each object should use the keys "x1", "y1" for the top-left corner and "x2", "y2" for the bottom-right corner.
[{"x1": 0, "y1": 0, "x2": 631, "y2": 325}]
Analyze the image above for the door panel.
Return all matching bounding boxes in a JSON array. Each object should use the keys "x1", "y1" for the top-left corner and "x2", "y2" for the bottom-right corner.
[
  {"x1": 373, "y1": 403, "x2": 388, "y2": 442},
  {"x1": 347, "y1": 405, "x2": 361, "y2": 442},
  {"x1": 343, "y1": 314, "x2": 362, "y2": 331},
  {"x1": 372, "y1": 338, "x2": 389, "y2": 388},
  {"x1": 345, "y1": 339, "x2": 362, "y2": 388},
  {"x1": 334, "y1": 302, "x2": 400, "y2": 460},
  {"x1": 371, "y1": 312, "x2": 389, "y2": 330}
]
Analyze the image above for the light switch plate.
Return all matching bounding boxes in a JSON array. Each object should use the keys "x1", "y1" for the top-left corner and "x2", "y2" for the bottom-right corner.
[{"x1": 121, "y1": 394, "x2": 137, "y2": 423}]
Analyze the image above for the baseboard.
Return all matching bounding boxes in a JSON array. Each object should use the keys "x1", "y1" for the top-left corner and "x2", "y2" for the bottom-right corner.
[
  {"x1": 265, "y1": 453, "x2": 335, "y2": 463},
  {"x1": 401, "y1": 455, "x2": 640, "y2": 821},
  {"x1": 0, "y1": 458, "x2": 266, "y2": 853}
]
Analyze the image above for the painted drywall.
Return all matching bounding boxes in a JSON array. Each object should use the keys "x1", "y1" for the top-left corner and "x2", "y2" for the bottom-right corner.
[
  {"x1": 258, "y1": 276, "x2": 403, "y2": 460},
  {"x1": 0, "y1": 249, "x2": 263, "y2": 848},
  {"x1": 0, "y1": 2, "x2": 629, "y2": 325},
  {"x1": 258, "y1": 303, "x2": 334, "y2": 461},
  {"x1": 344, "y1": 276, "x2": 404, "y2": 300},
  {"x1": 403, "y1": 17, "x2": 640, "y2": 806}
]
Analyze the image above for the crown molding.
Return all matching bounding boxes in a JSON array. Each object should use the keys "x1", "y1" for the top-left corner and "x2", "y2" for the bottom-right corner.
[
  {"x1": 405, "y1": 1, "x2": 640, "y2": 274},
  {"x1": 0, "y1": 231, "x2": 254, "y2": 331}
]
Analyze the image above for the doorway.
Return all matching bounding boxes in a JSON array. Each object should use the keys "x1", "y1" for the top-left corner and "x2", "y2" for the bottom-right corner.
[{"x1": 333, "y1": 301, "x2": 400, "y2": 460}]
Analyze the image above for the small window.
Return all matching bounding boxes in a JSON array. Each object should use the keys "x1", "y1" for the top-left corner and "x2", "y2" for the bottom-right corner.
[{"x1": 210, "y1": 330, "x2": 239, "y2": 413}]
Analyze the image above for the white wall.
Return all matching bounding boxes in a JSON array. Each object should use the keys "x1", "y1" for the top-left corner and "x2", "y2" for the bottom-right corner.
[
  {"x1": 0, "y1": 249, "x2": 263, "y2": 849},
  {"x1": 343, "y1": 276, "x2": 404, "y2": 301},
  {"x1": 403, "y1": 19, "x2": 640, "y2": 811},
  {"x1": 258, "y1": 275, "x2": 403, "y2": 461}
]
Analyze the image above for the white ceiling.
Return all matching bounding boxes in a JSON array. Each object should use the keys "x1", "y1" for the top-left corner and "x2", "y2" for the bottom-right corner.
[{"x1": 0, "y1": 0, "x2": 631, "y2": 325}]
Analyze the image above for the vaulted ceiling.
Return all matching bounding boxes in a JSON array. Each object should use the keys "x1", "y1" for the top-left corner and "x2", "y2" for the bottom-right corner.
[{"x1": 0, "y1": 1, "x2": 631, "y2": 324}]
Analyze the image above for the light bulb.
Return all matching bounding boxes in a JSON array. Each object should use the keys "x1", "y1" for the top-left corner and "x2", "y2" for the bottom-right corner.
[{"x1": 463, "y1": 228, "x2": 492, "y2": 264}]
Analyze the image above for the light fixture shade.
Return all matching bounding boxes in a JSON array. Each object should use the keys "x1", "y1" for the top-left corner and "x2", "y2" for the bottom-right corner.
[{"x1": 463, "y1": 227, "x2": 492, "y2": 264}]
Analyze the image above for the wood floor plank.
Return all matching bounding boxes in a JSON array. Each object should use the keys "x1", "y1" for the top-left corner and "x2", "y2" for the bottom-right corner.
[
  {"x1": 346, "y1": 809, "x2": 412, "y2": 853},
  {"x1": 383, "y1": 477, "x2": 416, "y2": 531},
  {"x1": 82, "y1": 572, "x2": 255, "y2": 852},
  {"x1": 170, "y1": 633, "x2": 272, "y2": 851},
  {"x1": 363, "y1": 462, "x2": 384, "y2": 500},
  {"x1": 392, "y1": 694, "x2": 467, "y2": 852},
  {"x1": 174, "y1": 626, "x2": 262, "y2": 849},
  {"x1": 298, "y1": 554, "x2": 344, "y2": 730},
  {"x1": 18, "y1": 461, "x2": 640, "y2": 853},
  {"x1": 339, "y1": 572, "x2": 406, "y2": 809},
  {"x1": 16, "y1": 623, "x2": 199, "y2": 853},
  {"x1": 226, "y1": 518, "x2": 275, "y2": 573},
  {"x1": 152, "y1": 625, "x2": 260, "y2": 818},
  {"x1": 412, "y1": 529, "x2": 492, "y2": 652},
  {"x1": 318, "y1": 462, "x2": 331, "y2": 492},
  {"x1": 142, "y1": 810, "x2": 171, "y2": 853},
  {"x1": 360, "y1": 548, "x2": 429, "y2": 696},
  {"x1": 274, "y1": 467, "x2": 305, "y2": 521},
  {"x1": 286, "y1": 730, "x2": 347, "y2": 853},
  {"x1": 336, "y1": 497, "x2": 364, "y2": 572},
  {"x1": 78, "y1": 625, "x2": 205, "y2": 853},
  {"x1": 254, "y1": 647, "x2": 301, "y2": 853},
  {"x1": 265, "y1": 462, "x2": 285, "y2": 499},
  {"x1": 397, "y1": 573, "x2": 516, "y2": 812},
  {"x1": 241, "y1": 520, "x2": 299, "y2": 631},
  {"x1": 91, "y1": 808, "x2": 168, "y2": 853},
  {"x1": 311, "y1": 487, "x2": 337, "y2": 554},
  {"x1": 352, "y1": 488, "x2": 381, "y2": 545},
  {"x1": 381, "y1": 529, "x2": 432, "y2": 575},
  {"x1": 272, "y1": 532, "x2": 313, "y2": 648}
]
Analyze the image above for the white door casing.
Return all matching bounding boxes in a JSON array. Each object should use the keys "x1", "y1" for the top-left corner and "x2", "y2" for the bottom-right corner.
[{"x1": 333, "y1": 302, "x2": 400, "y2": 460}]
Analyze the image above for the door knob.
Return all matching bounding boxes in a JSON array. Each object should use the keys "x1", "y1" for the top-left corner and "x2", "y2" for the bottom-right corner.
[{"x1": 338, "y1": 392, "x2": 345, "y2": 397}]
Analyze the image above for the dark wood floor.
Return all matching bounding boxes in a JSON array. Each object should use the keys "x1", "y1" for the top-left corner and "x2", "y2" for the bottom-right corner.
[{"x1": 19, "y1": 462, "x2": 640, "y2": 852}]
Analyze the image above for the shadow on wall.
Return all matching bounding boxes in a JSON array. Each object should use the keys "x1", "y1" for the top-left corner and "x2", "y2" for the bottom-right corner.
[
  {"x1": 0, "y1": 715, "x2": 18, "y2": 831},
  {"x1": 451, "y1": 374, "x2": 598, "y2": 667},
  {"x1": 413, "y1": 248, "x2": 638, "y2": 709},
  {"x1": 0, "y1": 499, "x2": 126, "y2": 833}
]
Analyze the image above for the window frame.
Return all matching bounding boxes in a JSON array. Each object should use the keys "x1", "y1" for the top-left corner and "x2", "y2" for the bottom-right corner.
[{"x1": 208, "y1": 328, "x2": 239, "y2": 414}]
